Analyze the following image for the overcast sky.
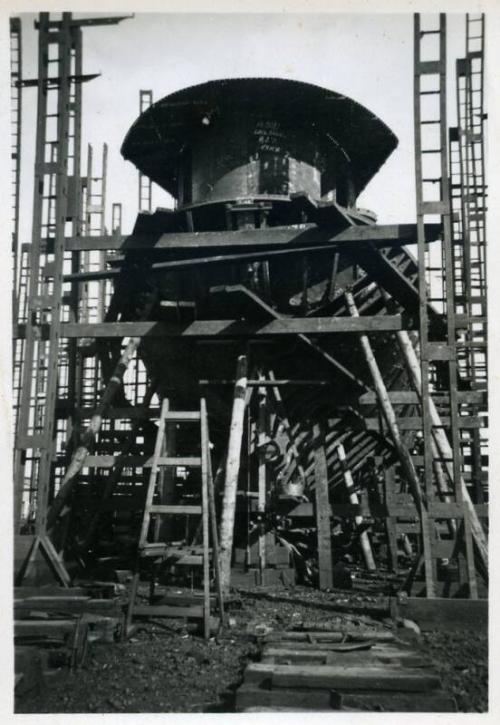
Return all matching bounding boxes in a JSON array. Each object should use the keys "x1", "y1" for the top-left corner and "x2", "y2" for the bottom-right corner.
[{"x1": 16, "y1": 12, "x2": 467, "y2": 240}]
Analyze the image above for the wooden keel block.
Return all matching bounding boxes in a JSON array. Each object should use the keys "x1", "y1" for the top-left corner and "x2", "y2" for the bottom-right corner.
[
  {"x1": 245, "y1": 663, "x2": 441, "y2": 691},
  {"x1": 14, "y1": 620, "x2": 77, "y2": 639},
  {"x1": 262, "y1": 647, "x2": 430, "y2": 668}
]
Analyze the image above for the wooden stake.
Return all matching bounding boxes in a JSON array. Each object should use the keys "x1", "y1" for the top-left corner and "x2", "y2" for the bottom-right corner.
[
  {"x1": 395, "y1": 330, "x2": 487, "y2": 571},
  {"x1": 344, "y1": 291, "x2": 435, "y2": 596},
  {"x1": 336, "y1": 443, "x2": 376, "y2": 570},
  {"x1": 219, "y1": 355, "x2": 248, "y2": 591}
]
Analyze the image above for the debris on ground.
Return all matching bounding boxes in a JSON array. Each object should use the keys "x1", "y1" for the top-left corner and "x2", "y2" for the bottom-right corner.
[{"x1": 15, "y1": 586, "x2": 488, "y2": 713}]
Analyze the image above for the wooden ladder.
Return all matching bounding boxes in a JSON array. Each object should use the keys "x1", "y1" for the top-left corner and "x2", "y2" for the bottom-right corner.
[{"x1": 125, "y1": 397, "x2": 224, "y2": 639}]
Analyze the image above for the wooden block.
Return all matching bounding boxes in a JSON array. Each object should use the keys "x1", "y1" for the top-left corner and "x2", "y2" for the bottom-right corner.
[
  {"x1": 262, "y1": 647, "x2": 429, "y2": 668},
  {"x1": 246, "y1": 663, "x2": 441, "y2": 691},
  {"x1": 235, "y1": 684, "x2": 337, "y2": 711}
]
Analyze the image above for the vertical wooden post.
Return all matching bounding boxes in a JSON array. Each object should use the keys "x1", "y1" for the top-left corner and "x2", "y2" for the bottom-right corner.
[
  {"x1": 200, "y1": 398, "x2": 211, "y2": 640},
  {"x1": 336, "y1": 443, "x2": 376, "y2": 571},
  {"x1": 219, "y1": 355, "x2": 248, "y2": 591},
  {"x1": 383, "y1": 465, "x2": 399, "y2": 572},
  {"x1": 312, "y1": 424, "x2": 333, "y2": 590},
  {"x1": 204, "y1": 410, "x2": 226, "y2": 627},
  {"x1": 257, "y1": 374, "x2": 268, "y2": 573}
]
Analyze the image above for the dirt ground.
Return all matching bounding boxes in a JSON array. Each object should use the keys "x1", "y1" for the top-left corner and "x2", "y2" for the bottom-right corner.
[{"x1": 16, "y1": 586, "x2": 488, "y2": 713}]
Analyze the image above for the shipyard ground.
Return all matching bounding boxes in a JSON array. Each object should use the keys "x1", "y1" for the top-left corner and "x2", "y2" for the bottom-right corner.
[{"x1": 16, "y1": 584, "x2": 487, "y2": 714}]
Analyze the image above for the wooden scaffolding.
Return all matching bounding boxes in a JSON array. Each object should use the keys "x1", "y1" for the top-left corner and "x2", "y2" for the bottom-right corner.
[{"x1": 13, "y1": 13, "x2": 488, "y2": 601}]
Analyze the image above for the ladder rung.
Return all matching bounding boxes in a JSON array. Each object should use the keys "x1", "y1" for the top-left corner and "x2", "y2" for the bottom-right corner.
[
  {"x1": 420, "y1": 200, "x2": 447, "y2": 215},
  {"x1": 418, "y1": 60, "x2": 441, "y2": 74},
  {"x1": 149, "y1": 505, "x2": 202, "y2": 515},
  {"x1": 156, "y1": 456, "x2": 202, "y2": 467},
  {"x1": 140, "y1": 543, "x2": 168, "y2": 557},
  {"x1": 163, "y1": 411, "x2": 201, "y2": 422}
]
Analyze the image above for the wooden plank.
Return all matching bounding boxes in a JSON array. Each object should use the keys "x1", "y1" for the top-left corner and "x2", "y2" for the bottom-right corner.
[
  {"x1": 14, "y1": 586, "x2": 97, "y2": 598},
  {"x1": 345, "y1": 290, "x2": 435, "y2": 596},
  {"x1": 364, "y1": 416, "x2": 484, "y2": 430},
  {"x1": 219, "y1": 356, "x2": 248, "y2": 591},
  {"x1": 15, "y1": 620, "x2": 77, "y2": 638},
  {"x1": 15, "y1": 316, "x2": 408, "y2": 340},
  {"x1": 336, "y1": 442, "x2": 375, "y2": 570},
  {"x1": 245, "y1": 663, "x2": 441, "y2": 691},
  {"x1": 149, "y1": 505, "x2": 202, "y2": 515},
  {"x1": 48, "y1": 222, "x2": 441, "y2": 252},
  {"x1": 84, "y1": 454, "x2": 150, "y2": 468},
  {"x1": 263, "y1": 639, "x2": 397, "y2": 651},
  {"x1": 200, "y1": 396, "x2": 211, "y2": 640},
  {"x1": 358, "y1": 390, "x2": 486, "y2": 405},
  {"x1": 157, "y1": 456, "x2": 202, "y2": 467},
  {"x1": 264, "y1": 631, "x2": 395, "y2": 644},
  {"x1": 349, "y1": 244, "x2": 422, "y2": 315},
  {"x1": 163, "y1": 411, "x2": 200, "y2": 421},
  {"x1": 14, "y1": 598, "x2": 120, "y2": 615},
  {"x1": 262, "y1": 647, "x2": 429, "y2": 667}
]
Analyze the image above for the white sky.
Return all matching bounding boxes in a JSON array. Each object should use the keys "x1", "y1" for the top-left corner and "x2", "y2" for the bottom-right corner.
[{"x1": 16, "y1": 12, "x2": 467, "y2": 241}]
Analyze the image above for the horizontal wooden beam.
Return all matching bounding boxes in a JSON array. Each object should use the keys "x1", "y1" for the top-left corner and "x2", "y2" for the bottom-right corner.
[
  {"x1": 247, "y1": 662, "x2": 441, "y2": 691},
  {"x1": 37, "y1": 222, "x2": 441, "y2": 253},
  {"x1": 364, "y1": 416, "x2": 485, "y2": 430},
  {"x1": 358, "y1": 390, "x2": 486, "y2": 405},
  {"x1": 279, "y1": 501, "x2": 487, "y2": 520},
  {"x1": 15, "y1": 315, "x2": 409, "y2": 340}
]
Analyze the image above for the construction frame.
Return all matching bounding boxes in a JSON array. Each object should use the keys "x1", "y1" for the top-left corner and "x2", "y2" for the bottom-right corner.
[{"x1": 12, "y1": 12, "x2": 488, "y2": 626}]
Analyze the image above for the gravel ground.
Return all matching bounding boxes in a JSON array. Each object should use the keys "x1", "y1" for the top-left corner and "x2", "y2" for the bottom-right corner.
[
  {"x1": 413, "y1": 629, "x2": 488, "y2": 712},
  {"x1": 16, "y1": 585, "x2": 488, "y2": 713}
]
